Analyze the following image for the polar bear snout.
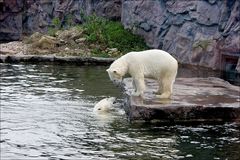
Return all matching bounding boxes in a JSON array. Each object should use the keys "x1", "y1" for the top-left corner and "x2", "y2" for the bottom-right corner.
[
  {"x1": 112, "y1": 79, "x2": 122, "y2": 86},
  {"x1": 108, "y1": 75, "x2": 122, "y2": 84},
  {"x1": 107, "y1": 97, "x2": 116, "y2": 104},
  {"x1": 106, "y1": 68, "x2": 123, "y2": 86}
]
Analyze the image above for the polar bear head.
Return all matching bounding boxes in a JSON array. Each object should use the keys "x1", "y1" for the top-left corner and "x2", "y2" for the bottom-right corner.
[
  {"x1": 106, "y1": 68, "x2": 123, "y2": 84},
  {"x1": 93, "y1": 97, "x2": 116, "y2": 113},
  {"x1": 106, "y1": 57, "x2": 128, "y2": 85}
]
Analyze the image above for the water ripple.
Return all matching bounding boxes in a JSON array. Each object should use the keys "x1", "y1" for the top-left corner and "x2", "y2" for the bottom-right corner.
[{"x1": 1, "y1": 64, "x2": 239, "y2": 160}]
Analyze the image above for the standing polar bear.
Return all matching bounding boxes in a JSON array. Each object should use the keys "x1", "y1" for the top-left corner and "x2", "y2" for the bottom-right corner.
[{"x1": 106, "y1": 49, "x2": 178, "y2": 99}]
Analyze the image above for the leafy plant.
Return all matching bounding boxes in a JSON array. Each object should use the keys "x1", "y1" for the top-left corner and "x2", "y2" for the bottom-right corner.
[
  {"x1": 82, "y1": 14, "x2": 148, "y2": 54},
  {"x1": 104, "y1": 21, "x2": 148, "y2": 53},
  {"x1": 83, "y1": 14, "x2": 108, "y2": 45},
  {"x1": 48, "y1": 17, "x2": 61, "y2": 36},
  {"x1": 52, "y1": 17, "x2": 61, "y2": 29}
]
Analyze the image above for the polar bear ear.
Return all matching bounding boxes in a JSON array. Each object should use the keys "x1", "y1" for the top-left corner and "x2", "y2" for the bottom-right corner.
[{"x1": 106, "y1": 69, "x2": 110, "y2": 72}]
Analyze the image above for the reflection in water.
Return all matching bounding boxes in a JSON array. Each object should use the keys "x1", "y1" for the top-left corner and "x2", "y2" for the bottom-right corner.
[{"x1": 0, "y1": 64, "x2": 239, "y2": 160}]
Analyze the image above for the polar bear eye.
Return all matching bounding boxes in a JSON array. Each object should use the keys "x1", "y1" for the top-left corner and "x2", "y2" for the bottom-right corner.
[{"x1": 98, "y1": 108, "x2": 101, "y2": 110}]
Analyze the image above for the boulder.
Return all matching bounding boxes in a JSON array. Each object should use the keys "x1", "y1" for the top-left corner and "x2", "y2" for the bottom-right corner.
[
  {"x1": 122, "y1": 77, "x2": 240, "y2": 123},
  {"x1": 31, "y1": 35, "x2": 57, "y2": 49},
  {"x1": 121, "y1": 0, "x2": 167, "y2": 48},
  {"x1": 166, "y1": 1, "x2": 197, "y2": 14},
  {"x1": 60, "y1": 27, "x2": 82, "y2": 38},
  {"x1": 122, "y1": 0, "x2": 240, "y2": 71},
  {"x1": 0, "y1": 0, "x2": 23, "y2": 41},
  {"x1": 190, "y1": 1, "x2": 220, "y2": 26}
]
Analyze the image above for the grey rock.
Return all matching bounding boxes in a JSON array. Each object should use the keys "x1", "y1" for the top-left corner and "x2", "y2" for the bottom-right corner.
[
  {"x1": 169, "y1": 14, "x2": 190, "y2": 25},
  {"x1": 1, "y1": 0, "x2": 121, "y2": 38},
  {"x1": 0, "y1": 0, "x2": 23, "y2": 41},
  {"x1": 94, "y1": 0, "x2": 121, "y2": 20},
  {"x1": 166, "y1": 1, "x2": 197, "y2": 14},
  {"x1": 139, "y1": 22, "x2": 151, "y2": 32},
  {"x1": 122, "y1": 0, "x2": 239, "y2": 71},
  {"x1": 121, "y1": 0, "x2": 167, "y2": 48},
  {"x1": 192, "y1": 1, "x2": 221, "y2": 26},
  {"x1": 122, "y1": 78, "x2": 240, "y2": 123},
  {"x1": 221, "y1": 0, "x2": 240, "y2": 35},
  {"x1": 163, "y1": 22, "x2": 197, "y2": 64},
  {"x1": 75, "y1": 37, "x2": 86, "y2": 43},
  {"x1": 208, "y1": 0, "x2": 217, "y2": 5}
]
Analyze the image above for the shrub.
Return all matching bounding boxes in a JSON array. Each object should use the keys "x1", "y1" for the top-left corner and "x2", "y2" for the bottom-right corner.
[
  {"x1": 105, "y1": 21, "x2": 148, "y2": 53},
  {"x1": 82, "y1": 14, "x2": 148, "y2": 54},
  {"x1": 52, "y1": 17, "x2": 61, "y2": 29},
  {"x1": 82, "y1": 15, "x2": 108, "y2": 44},
  {"x1": 48, "y1": 17, "x2": 61, "y2": 36}
]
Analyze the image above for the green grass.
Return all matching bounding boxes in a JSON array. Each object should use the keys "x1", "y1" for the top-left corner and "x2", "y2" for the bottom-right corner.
[
  {"x1": 47, "y1": 14, "x2": 149, "y2": 57},
  {"x1": 48, "y1": 17, "x2": 61, "y2": 36},
  {"x1": 82, "y1": 14, "x2": 148, "y2": 54}
]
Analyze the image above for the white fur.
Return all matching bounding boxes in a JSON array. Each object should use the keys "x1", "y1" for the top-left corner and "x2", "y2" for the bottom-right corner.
[
  {"x1": 106, "y1": 49, "x2": 178, "y2": 99},
  {"x1": 93, "y1": 97, "x2": 116, "y2": 113}
]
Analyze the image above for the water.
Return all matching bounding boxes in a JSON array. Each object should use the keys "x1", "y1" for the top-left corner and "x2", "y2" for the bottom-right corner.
[{"x1": 0, "y1": 63, "x2": 240, "y2": 160}]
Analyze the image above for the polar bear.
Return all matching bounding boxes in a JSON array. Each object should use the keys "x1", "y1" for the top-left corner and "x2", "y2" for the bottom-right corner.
[
  {"x1": 93, "y1": 97, "x2": 116, "y2": 113},
  {"x1": 106, "y1": 49, "x2": 178, "y2": 99}
]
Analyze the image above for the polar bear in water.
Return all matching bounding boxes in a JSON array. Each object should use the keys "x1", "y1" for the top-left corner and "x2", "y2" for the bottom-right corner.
[
  {"x1": 93, "y1": 97, "x2": 116, "y2": 113},
  {"x1": 106, "y1": 49, "x2": 178, "y2": 99}
]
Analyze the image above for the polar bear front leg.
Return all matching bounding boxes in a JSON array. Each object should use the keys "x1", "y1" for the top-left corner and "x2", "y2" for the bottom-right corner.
[
  {"x1": 131, "y1": 78, "x2": 145, "y2": 97},
  {"x1": 132, "y1": 79, "x2": 137, "y2": 92},
  {"x1": 153, "y1": 80, "x2": 163, "y2": 94}
]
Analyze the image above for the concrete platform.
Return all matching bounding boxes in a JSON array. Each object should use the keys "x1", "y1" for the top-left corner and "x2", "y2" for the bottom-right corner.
[{"x1": 122, "y1": 77, "x2": 240, "y2": 124}]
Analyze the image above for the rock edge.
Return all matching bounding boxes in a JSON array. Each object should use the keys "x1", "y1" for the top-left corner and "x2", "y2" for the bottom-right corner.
[
  {"x1": 0, "y1": 55, "x2": 115, "y2": 65},
  {"x1": 122, "y1": 78, "x2": 240, "y2": 124}
]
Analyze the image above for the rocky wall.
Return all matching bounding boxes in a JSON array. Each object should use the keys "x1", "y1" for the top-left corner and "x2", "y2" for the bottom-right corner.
[
  {"x1": 0, "y1": 0, "x2": 23, "y2": 41},
  {"x1": 0, "y1": 0, "x2": 121, "y2": 40},
  {"x1": 121, "y1": 0, "x2": 240, "y2": 71}
]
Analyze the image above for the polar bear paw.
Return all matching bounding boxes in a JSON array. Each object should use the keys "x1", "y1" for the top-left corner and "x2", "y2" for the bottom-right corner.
[
  {"x1": 156, "y1": 92, "x2": 171, "y2": 99},
  {"x1": 131, "y1": 91, "x2": 143, "y2": 97}
]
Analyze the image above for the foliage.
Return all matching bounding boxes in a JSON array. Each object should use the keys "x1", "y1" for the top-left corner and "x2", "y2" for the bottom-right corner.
[
  {"x1": 52, "y1": 17, "x2": 61, "y2": 29},
  {"x1": 48, "y1": 17, "x2": 61, "y2": 36},
  {"x1": 46, "y1": 14, "x2": 149, "y2": 57},
  {"x1": 82, "y1": 14, "x2": 148, "y2": 54},
  {"x1": 48, "y1": 27, "x2": 58, "y2": 37},
  {"x1": 82, "y1": 15, "x2": 108, "y2": 45}
]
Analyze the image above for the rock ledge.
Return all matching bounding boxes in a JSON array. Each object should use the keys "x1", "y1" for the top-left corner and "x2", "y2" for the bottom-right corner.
[
  {"x1": 122, "y1": 78, "x2": 240, "y2": 124},
  {"x1": 0, "y1": 55, "x2": 115, "y2": 66}
]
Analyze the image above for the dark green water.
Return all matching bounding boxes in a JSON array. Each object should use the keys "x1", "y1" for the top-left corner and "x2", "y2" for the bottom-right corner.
[{"x1": 0, "y1": 64, "x2": 239, "y2": 160}]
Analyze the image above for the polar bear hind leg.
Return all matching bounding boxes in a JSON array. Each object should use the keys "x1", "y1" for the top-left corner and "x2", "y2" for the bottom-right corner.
[{"x1": 156, "y1": 76, "x2": 175, "y2": 99}]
